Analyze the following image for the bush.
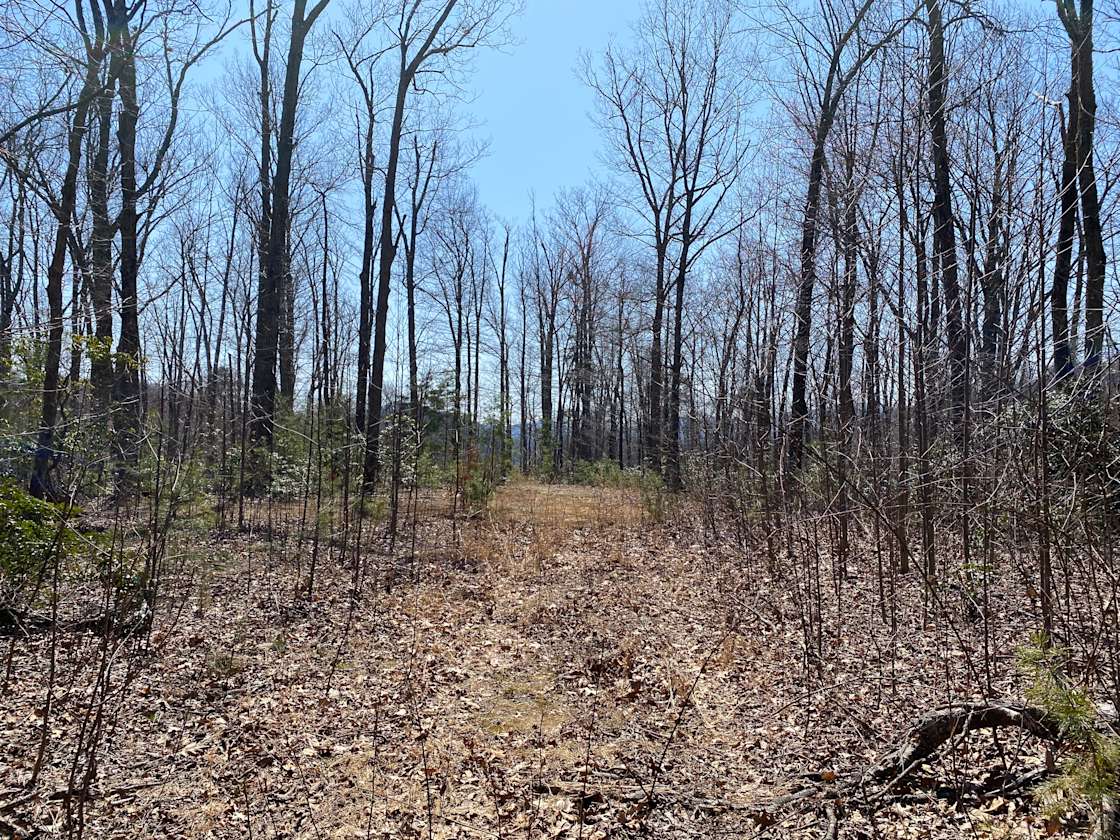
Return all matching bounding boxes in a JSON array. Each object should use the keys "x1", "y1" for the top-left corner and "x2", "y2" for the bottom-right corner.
[
  {"x1": 378, "y1": 412, "x2": 421, "y2": 489},
  {"x1": 569, "y1": 458, "x2": 631, "y2": 488},
  {"x1": 415, "y1": 449, "x2": 454, "y2": 489},
  {"x1": 463, "y1": 467, "x2": 495, "y2": 515},
  {"x1": 1020, "y1": 634, "x2": 1120, "y2": 832},
  {"x1": 0, "y1": 480, "x2": 76, "y2": 608},
  {"x1": 1046, "y1": 386, "x2": 1119, "y2": 514}
]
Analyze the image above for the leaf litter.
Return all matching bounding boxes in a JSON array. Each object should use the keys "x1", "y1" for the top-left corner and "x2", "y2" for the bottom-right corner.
[{"x1": 1, "y1": 482, "x2": 1055, "y2": 838}]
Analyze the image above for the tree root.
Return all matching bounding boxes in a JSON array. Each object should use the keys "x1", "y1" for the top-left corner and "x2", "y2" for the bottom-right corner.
[
  {"x1": 753, "y1": 700, "x2": 1063, "y2": 836},
  {"x1": 533, "y1": 701, "x2": 1065, "y2": 837},
  {"x1": 859, "y1": 700, "x2": 1060, "y2": 797}
]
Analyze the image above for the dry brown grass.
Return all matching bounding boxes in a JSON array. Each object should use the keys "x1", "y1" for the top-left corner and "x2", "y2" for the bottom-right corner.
[
  {"x1": 488, "y1": 478, "x2": 643, "y2": 530},
  {"x1": 480, "y1": 479, "x2": 644, "y2": 582}
]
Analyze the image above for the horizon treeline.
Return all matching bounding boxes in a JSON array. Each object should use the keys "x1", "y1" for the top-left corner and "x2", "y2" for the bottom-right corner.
[{"x1": 0, "y1": 0, "x2": 1116, "y2": 508}]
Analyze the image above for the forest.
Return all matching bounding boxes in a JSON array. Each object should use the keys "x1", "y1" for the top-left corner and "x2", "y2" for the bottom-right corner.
[{"x1": 1, "y1": 0, "x2": 1119, "y2": 837}]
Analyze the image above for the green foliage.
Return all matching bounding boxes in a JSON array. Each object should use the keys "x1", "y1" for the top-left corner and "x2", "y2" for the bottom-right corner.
[
  {"x1": 233, "y1": 408, "x2": 315, "y2": 500},
  {"x1": 415, "y1": 448, "x2": 454, "y2": 489},
  {"x1": 0, "y1": 480, "x2": 76, "y2": 605},
  {"x1": 569, "y1": 458, "x2": 631, "y2": 488},
  {"x1": 1045, "y1": 387, "x2": 1119, "y2": 514},
  {"x1": 1019, "y1": 634, "x2": 1120, "y2": 825},
  {"x1": 987, "y1": 384, "x2": 1120, "y2": 519},
  {"x1": 638, "y1": 469, "x2": 667, "y2": 523},
  {"x1": 358, "y1": 493, "x2": 388, "y2": 523},
  {"x1": 78, "y1": 333, "x2": 114, "y2": 366},
  {"x1": 0, "y1": 338, "x2": 49, "y2": 462},
  {"x1": 133, "y1": 439, "x2": 212, "y2": 509},
  {"x1": 0, "y1": 427, "x2": 29, "y2": 481},
  {"x1": 464, "y1": 466, "x2": 495, "y2": 515},
  {"x1": 378, "y1": 411, "x2": 421, "y2": 489},
  {"x1": 268, "y1": 450, "x2": 309, "y2": 501},
  {"x1": 11, "y1": 335, "x2": 46, "y2": 391}
]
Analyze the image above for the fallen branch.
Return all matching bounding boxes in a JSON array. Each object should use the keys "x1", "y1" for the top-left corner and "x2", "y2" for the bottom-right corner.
[
  {"x1": 750, "y1": 700, "x2": 1063, "y2": 835},
  {"x1": 860, "y1": 700, "x2": 1060, "y2": 797},
  {"x1": 0, "y1": 606, "x2": 148, "y2": 639}
]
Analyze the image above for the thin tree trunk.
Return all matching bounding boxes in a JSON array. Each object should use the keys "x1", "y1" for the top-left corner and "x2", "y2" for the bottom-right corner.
[{"x1": 31, "y1": 39, "x2": 104, "y2": 497}]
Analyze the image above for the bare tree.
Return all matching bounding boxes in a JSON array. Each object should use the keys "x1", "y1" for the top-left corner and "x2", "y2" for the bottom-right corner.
[
  {"x1": 250, "y1": 0, "x2": 331, "y2": 446},
  {"x1": 782, "y1": 0, "x2": 915, "y2": 470},
  {"x1": 364, "y1": 0, "x2": 515, "y2": 486}
]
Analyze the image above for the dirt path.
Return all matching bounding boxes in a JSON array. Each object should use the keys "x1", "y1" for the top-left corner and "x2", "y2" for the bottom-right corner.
[{"x1": 2, "y1": 481, "x2": 1044, "y2": 838}]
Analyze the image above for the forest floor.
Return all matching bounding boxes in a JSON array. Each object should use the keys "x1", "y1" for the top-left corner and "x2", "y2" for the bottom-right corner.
[{"x1": 1, "y1": 479, "x2": 1060, "y2": 838}]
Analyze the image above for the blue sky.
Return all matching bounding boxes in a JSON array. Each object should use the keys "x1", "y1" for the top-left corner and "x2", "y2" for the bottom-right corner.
[{"x1": 463, "y1": 0, "x2": 643, "y2": 224}]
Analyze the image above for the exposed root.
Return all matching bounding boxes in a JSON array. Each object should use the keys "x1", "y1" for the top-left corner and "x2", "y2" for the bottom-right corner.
[
  {"x1": 860, "y1": 700, "x2": 1060, "y2": 797},
  {"x1": 753, "y1": 700, "x2": 1064, "y2": 835}
]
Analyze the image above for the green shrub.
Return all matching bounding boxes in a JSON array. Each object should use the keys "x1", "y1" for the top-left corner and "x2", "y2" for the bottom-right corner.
[
  {"x1": 1019, "y1": 634, "x2": 1120, "y2": 831},
  {"x1": 569, "y1": 458, "x2": 631, "y2": 488},
  {"x1": 0, "y1": 480, "x2": 76, "y2": 606},
  {"x1": 638, "y1": 469, "x2": 667, "y2": 523},
  {"x1": 358, "y1": 493, "x2": 388, "y2": 523},
  {"x1": 415, "y1": 449, "x2": 454, "y2": 488},
  {"x1": 464, "y1": 469, "x2": 495, "y2": 515}
]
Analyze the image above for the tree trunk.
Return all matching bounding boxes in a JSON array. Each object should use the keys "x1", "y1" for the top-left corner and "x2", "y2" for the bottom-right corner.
[
  {"x1": 251, "y1": 0, "x2": 328, "y2": 444},
  {"x1": 666, "y1": 221, "x2": 691, "y2": 491},
  {"x1": 89, "y1": 51, "x2": 119, "y2": 425},
  {"x1": 646, "y1": 247, "x2": 666, "y2": 472},
  {"x1": 925, "y1": 0, "x2": 966, "y2": 420},
  {"x1": 30, "y1": 42, "x2": 104, "y2": 497},
  {"x1": 790, "y1": 122, "x2": 830, "y2": 472},
  {"x1": 1062, "y1": 0, "x2": 1107, "y2": 366},
  {"x1": 365, "y1": 72, "x2": 408, "y2": 486},
  {"x1": 355, "y1": 110, "x2": 375, "y2": 432},
  {"x1": 112, "y1": 6, "x2": 143, "y2": 487}
]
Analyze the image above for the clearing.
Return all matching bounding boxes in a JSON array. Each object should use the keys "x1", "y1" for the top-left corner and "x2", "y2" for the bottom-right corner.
[{"x1": 2, "y1": 480, "x2": 1052, "y2": 838}]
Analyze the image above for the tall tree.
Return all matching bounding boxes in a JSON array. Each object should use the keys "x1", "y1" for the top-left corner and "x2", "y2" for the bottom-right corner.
[
  {"x1": 657, "y1": 0, "x2": 746, "y2": 489},
  {"x1": 787, "y1": 0, "x2": 912, "y2": 470},
  {"x1": 336, "y1": 18, "x2": 380, "y2": 433},
  {"x1": 1056, "y1": 0, "x2": 1107, "y2": 369},
  {"x1": 250, "y1": 0, "x2": 331, "y2": 445},
  {"x1": 587, "y1": 18, "x2": 683, "y2": 473},
  {"x1": 29, "y1": 5, "x2": 108, "y2": 498},
  {"x1": 923, "y1": 0, "x2": 966, "y2": 420},
  {"x1": 107, "y1": 0, "x2": 242, "y2": 483},
  {"x1": 364, "y1": 0, "x2": 512, "y2": 485}
]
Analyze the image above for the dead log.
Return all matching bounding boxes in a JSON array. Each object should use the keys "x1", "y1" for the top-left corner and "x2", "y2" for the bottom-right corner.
[
  {"x1": 0, "y1": 606, "x2": 52, "y2": 636},
  {"x1": 0, "y1": 605, "x2": 149, "y2": 639},
  {"x1": 861, "y1": 700, "x2": 1061, "y2": 796},
  {"x1": 752, "y1": 700, "x2": 1065, "y2": 837}
]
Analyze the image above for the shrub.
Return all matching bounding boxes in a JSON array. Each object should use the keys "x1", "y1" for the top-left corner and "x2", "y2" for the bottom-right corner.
[
  {"x1": 1046, "y1": 386, "x2": 1119, "y2": 514},
  {"x1": 569, "y1": 458, "x2": 630, "y2": 488},
  {"x1": 638, "y1": 469, "x2": 667, "y2": 523},
  {"x1": 0, "y1": 480, "x2": 76, "y2": 608},
  {"x1": 463, "y1": 468, "x2": 495, "y2": 515},
  {"x1": 415, "y1": 449, "x2": 454, "y2": 488},
  {"x1": 378, "y1": 412, "x2": 421, "y2": 489},
  {"x1": 1019, "y1": 634, "x2": 1120, "y2": 833}
]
